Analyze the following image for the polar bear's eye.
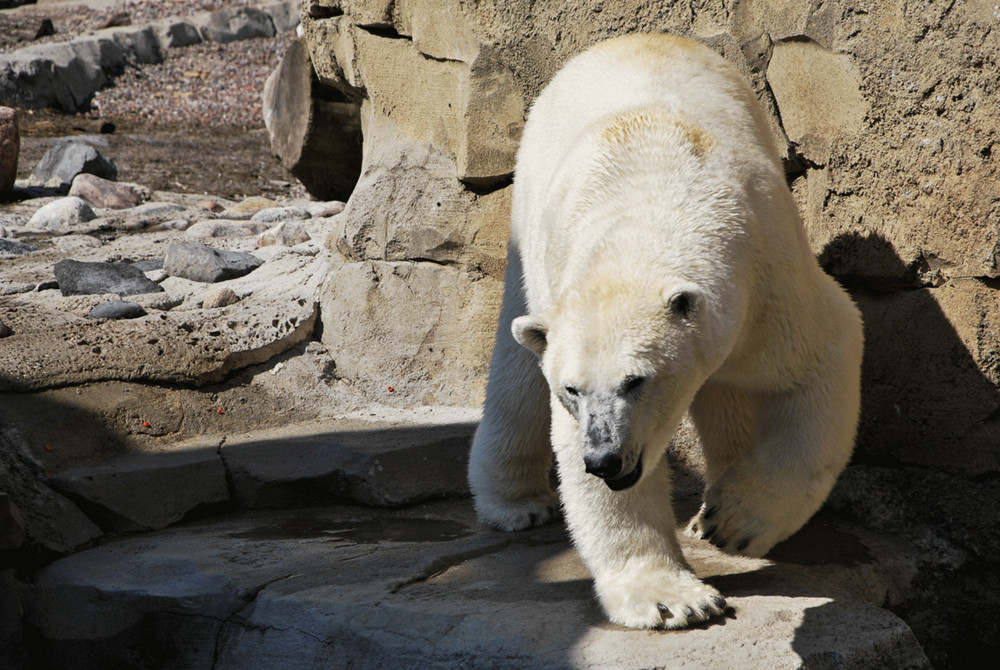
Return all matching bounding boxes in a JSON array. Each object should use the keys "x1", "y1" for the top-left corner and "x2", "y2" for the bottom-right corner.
[
  {"x1": 622, "y1": 376, "x2": 646, "y2": 394},
  {"x1": 564, "y1": 386, "x2": 580, "y2": 397}
]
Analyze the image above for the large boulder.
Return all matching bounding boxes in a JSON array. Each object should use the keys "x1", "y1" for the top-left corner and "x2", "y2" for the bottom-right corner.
[{"x1": 0, "y1": 106, "x2": 17, "y2": 193}]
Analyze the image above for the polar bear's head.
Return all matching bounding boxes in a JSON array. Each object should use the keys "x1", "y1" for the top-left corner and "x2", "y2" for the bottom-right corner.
[{"x1": 513, "y1": 281, "x2": 711, "y2": 491}]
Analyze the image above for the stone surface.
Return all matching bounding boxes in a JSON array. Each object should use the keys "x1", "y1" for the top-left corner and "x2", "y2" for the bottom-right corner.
[
  {"x1": 87, "y1": 300, "x2": 147, "y2": 320},
  {"x1": 163, "y1": 242, "x2": 264, "y2": 283},
  {"x1": 223, "y1": 419, "x2": 476, "y2": 508},
  {"x1": 196, "y1": 6, "x2": 277, "y2": 43},
  {"x1": 185, "y1": 219, "x2": 271, "y2": 239},
  {"x1": 50, "y1": 447, "x2": 229, "y2": 533},
  {"x1": 31, "y1": 141, "x2": 117, "y2": 189},
  {"x1": 25, "y1": 500, "x2": 930, "y2": 670},
  {"x1": 262, "y1": 38, "x2": 363, "y2": 201},
  {"x1": 0, "y1": 106, "x2": 17, "y2": 193},
  {"x1": 69, "y1": 173, "x2": 146, "y2": 209},
  {"x1": 54, "y1": 259, "x2": 165, "y2": 297},
  {"x1": 0, "y1": 237, "x2": 36, "y2": 258},
  {"x1": 26, "y1": 196, "x2": 96, "y2": 231},
  {"x1": 257, "y1": 221, "x2": 310, "y2": 247},
  {"x1": 250, "y1": 206, "x2": 310, "y2": 223}
]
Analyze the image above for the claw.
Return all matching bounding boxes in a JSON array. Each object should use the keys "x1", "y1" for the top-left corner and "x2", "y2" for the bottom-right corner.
[
  {"x1": 712, "y1": 595, "x2": 727, "y2": 609},
  {"x1": 701, "y1": 524, "x2": 717, "y2": 541},
  {"x1": 528, "y1": 512, "x2": 538, "y2": 527},
  {"x1": 709, "y1": 534, "x2": 728, "y2": 548},
  {"x1": 657, "y1": 603, "x2": 673, "y2": 619},
  {"x1": 703, "y1": 505, "x2": 718, "y2": 520},
  {"x1": 736, "y1": 537, "x2": 751, "y2": 552},
  {"x1": 683, "y1": 606, "x2": 695, "y2": 618}
]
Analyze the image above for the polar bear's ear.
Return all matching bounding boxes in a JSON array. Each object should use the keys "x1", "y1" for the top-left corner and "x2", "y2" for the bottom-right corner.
[
  {"x1": 512, "y1": 314, "x2": 549, "y2": 358},
  {"x1": 663, "y1": 283, "x2": 702, "y2": 321}
]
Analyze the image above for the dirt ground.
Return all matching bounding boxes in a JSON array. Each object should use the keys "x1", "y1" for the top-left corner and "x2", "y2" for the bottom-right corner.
[{"x1": 14, "y1": 110, "x2": 304, "y2": 200}]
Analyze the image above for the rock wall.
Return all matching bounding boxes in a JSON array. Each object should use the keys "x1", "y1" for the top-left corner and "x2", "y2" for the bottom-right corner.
[{"x1": 302, "y1": 1, "x2": 1000, "y2": 664}]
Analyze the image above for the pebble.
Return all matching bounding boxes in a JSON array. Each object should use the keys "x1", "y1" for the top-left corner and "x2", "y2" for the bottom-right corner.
[
  {"x1": 220, "y1": 196, "x2": 277, "y2": 219},
  {"x1": 185, "y1": 220, "x2": 270, "y2": 238},
  {"x1": 31, "y1": 141, "x2": 117, "y2": 188},
  {"x1": 163, "y1": 241, "x2": 264, "y2": 283},
  {"x1": 257, "y1": 221, "x2": 311, "y2": 247},
  {"x1": 53, "y1": 259, "x2": 165, "y2": 296},
  {"x1": 69, "y1": 173, "x2": 147, "y2": 209},
  {"x1": 307, "y1": 201, "x2": 346, "y2": 218},
  {"x1": 250, "y1": 206, "x2": 310, "y2": 223},
  {"x1": 26, "y1": 196, "x2": 97, "y2": 231},
  {"x1": 88, "y1": 300, "x2": 148, "y2": 320},
  {"x1": 53, "y1": 235, "x2": 103, "y2": 253},
  {"x1": 202, "y1": 286, "x2": 240, "y2": 308}
]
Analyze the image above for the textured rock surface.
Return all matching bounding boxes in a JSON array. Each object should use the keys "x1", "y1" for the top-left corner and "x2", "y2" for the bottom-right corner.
[
  {"x1": 25, "y1": 499, "x2": 930, "y2": 670},
  {"x1": 0, "y1": 106, "x2": 17, "y2": 193},
  {"x1": 54, "y1": 259, "x2": 164, "y2": 296},
  {"x1": 30, "y1": 141, "x2": 117, "y2": 188}
]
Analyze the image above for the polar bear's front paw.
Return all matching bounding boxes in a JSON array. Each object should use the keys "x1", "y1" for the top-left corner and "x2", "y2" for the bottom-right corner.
[
  {"x1": 597, "y1": 568, "x2": 727, "y2": 630},
  {"x1": 685, "y1": 496, "x2": 778, "y2": 557},
  {"x1": 473, "y1": 492, "x2": 560, "y2": 532}
]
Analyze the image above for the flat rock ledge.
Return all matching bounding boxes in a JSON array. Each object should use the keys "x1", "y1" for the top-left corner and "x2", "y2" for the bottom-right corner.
[{"x1": 26, "y1": 499, "x2": 931, "y2": 670}]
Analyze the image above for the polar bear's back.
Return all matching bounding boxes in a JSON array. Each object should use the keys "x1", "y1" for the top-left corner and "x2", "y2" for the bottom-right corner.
[{"x1": 512, "y1": 34, "x2": 781, "y2": 245}]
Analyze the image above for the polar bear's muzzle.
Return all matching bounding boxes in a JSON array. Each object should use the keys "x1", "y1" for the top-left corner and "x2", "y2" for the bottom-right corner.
[{"x1": 579, "y1": 396, "x2": 643, "y2": 491}]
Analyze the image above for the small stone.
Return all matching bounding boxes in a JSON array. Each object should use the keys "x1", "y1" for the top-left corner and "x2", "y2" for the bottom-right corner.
[
  {"x1": 0, "y1": 238, "x2": 36, "y2": 258},
  {"x1": 163, "y1": 242, "x2": 264, "y2": 283},
  {"x1": 69, "y1": 173, "x2": 145, "y2": 209},
  {"x1": 26, "y1": 197, "x2": 96, "y2": 232},
  {"x1": 250, "y1": 206, "x2": 311, "y2": 223},
  {"x1": 219, "y1": 196, "x2": 277, "y2": 220},
  {"x1": 202, "y1": 287, "x2": 241, "y2": 309},
  {"x1": 0, "y1": 107, "x2": 19, "y2": 194},
  {"x1": 307, "y1": 200, "x2": 346, "y2": 218},
  {"x1": 163, "y1": 219, "x2": 192, "y2": 231},
  {"x1": 87, "y1": 300, "x2": 147, "y2": 320},
  {"x1": 53, "y1": 235, "x2": 102, "y2": 253},
  {"x1": 144, "y1": 269, "x2": 169, "y2": 283},
  {"x1": 197, "y1": 200, "x2": 225, "y2": 213},
  {"x1": 185, "y1": 220, "x2": 270, "y2": 239},
  {"x1": 31, "y1": 141, "x2": 117, "y2": 189},
  {"x1": 53, "y1": 259, "x2": 165, "y2": 296},
  {"x1": 257, "y1": 221, "x2": 311, "y2": 247}
]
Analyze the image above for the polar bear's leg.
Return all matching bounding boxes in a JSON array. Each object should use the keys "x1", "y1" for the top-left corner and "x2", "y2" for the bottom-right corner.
[
  {"x1": 551, "y1": 406, "x2": 726, "y2": 629},
  {"x1": 684, "y1": 382, "x2": 754, "y2": 539},
  {"x1": 686, "y1": 371, "x2": 859, "y2": 557},
  {"x1": 468, "y1": 246, "x2": 559, "y2": 531}
]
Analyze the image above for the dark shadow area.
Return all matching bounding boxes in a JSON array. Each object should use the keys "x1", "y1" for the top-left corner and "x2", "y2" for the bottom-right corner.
[{"x1": 814, "y1": 232, "x2": 1000, "y2": 668}]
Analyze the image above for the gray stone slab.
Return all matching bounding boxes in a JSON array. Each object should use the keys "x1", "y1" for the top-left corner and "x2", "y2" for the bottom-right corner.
[
  {"x1": 224, "y1": 419, "x2": 477, "y2": 508},
  {"x1": 26, "y1": 501, "x2": 931, "y2": 670}
]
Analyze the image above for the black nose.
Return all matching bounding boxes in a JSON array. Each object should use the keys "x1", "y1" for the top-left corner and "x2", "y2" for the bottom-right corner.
[{"x1": 584, "y1": 452, "x2": 623, "y2": 479}]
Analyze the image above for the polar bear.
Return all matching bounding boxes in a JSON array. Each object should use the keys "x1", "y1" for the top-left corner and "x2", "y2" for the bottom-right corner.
[{"x1": 467, "y1": 33, "x2": 864, "y2": 630}]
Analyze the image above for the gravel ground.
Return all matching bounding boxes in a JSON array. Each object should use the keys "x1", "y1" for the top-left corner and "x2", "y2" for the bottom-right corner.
[{"x1": 3, "y1": 1, "x2": 307, "y2": 199}]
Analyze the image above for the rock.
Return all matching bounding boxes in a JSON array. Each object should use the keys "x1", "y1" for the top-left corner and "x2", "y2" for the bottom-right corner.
[
  {"x1": 262, "y1": 38, "x2": 363, "y2": 200},
  {"x1": 202, "y1": 287, "x2": 241, "y2": 309},
  {"x1": 197, "y1": 199, "x2": 226, "y2": 213},
  {"x1": 0, "y1": 106, "x2": 18, "y2": 193},
  {"x1": 25, "y1": 500, "x2": 931, "y2": 669},
  {"x1": 219, "y1": 196, "x2": 278, "y2": 220},
  {"x1": 156, "y1": 19, "x2": 203, "y2": 48},
  {"x1": 306, "y1": 200, "x2": 346, "y2": 218},
  {"x1": 0, "y1": 426, "x2": 102, "y2": 554},
  {"x1": 163, "y1": 242, "x2": 264, "y2": 283},
  {"x1": 144, "y1": 268, "x2": 168, "y2": 283},
  {"x1": 260, "y1": 1, "x2": 302, "y2": 33},
  {"x1": 257, "y1": 221, "x2": 311, "y2": 247},
  {"x1": 48, "y1": 448, "x2": 229, "y2": 532},
  {"x1": 225, "y1": 420, "x2": 475, "y2": 508},
  {"x1": 53, "y1": 259, "x2": 165, "y2": 296},
  {"x1": 250, "y1": 206, "x2": 311, "y2": 223},
  {"x1": 53, "y1": 234, "x2": 102, "y2": 253},
  {"x1": 0, "y1": 319, "x2": 11, "y2": 337},
  {"x1": 87, "y1": 300, "x2": 147, "y2": 320},
  {"x1": 0, "y1": 237, "x2": 36, "y2": 258},
  {"x1": 185, "y1": 219, "x2": 271, "y2": 238},
  {"x1": 0, "y1": 569, "x2": 26, "y2": 670},
  {"x1": 131, "y1": 201, "x2": 187, "y2": 218},
  {"x1": 26, "y1": 196, "x2": 97, "y2": 231},
  {"x1": 69, "y1": 173, "x2": 145, "y2": 209},
  {"x1": 197, "y1": 6, "x2": 277, "y2": 43},
  {"x1": 31, "y1": 141, "x2": 117, "y2": 189},
  {"x1": 0, "y1": 26, "x2": 163, "y2": 111},
  {"x1": 0, "y1": 493, "x2": 25, "y2": 551}
]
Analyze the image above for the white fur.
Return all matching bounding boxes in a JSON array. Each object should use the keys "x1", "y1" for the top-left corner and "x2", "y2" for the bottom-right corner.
[{"x1": 468, "y1": 34, "x2": 863, "y2": 630}]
